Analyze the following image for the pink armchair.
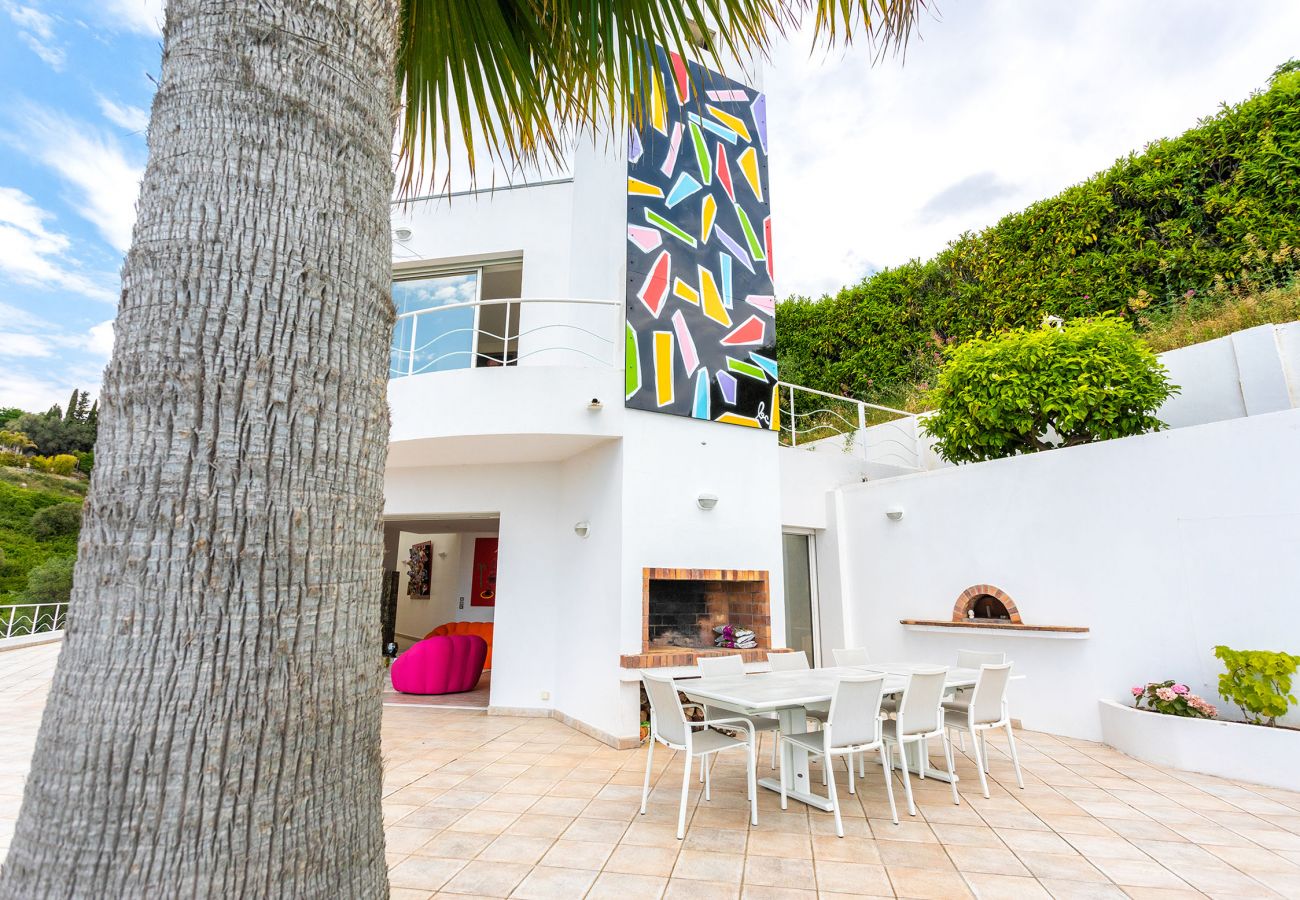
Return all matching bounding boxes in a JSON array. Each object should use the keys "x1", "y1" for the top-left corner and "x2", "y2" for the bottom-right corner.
[{"x1": 390, "y1": 634, "x2": 487, "y2": 695}]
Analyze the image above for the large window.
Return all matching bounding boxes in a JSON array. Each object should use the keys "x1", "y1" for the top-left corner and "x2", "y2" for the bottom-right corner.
[{"x1": 390, "y1": 261, "x2": 523, "y2": 378}]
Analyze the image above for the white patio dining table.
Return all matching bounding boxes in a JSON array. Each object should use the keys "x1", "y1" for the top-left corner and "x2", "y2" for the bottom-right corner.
[{"x1": 680, "y1": 663, "x2": 992, "y2": 812}]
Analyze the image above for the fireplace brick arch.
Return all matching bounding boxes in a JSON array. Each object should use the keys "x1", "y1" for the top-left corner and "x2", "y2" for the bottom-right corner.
[{"x1": 953, "y1": 584, "x2": 1022, "y2": 624}]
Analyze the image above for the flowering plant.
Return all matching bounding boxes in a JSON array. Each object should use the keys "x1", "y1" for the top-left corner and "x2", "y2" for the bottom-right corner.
[{"x1": 1131, "y1": 680, "x2": 1217, "y2": 719}]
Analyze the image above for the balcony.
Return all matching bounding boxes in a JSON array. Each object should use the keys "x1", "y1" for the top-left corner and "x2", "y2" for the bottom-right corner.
[{"x1": 386, "y1": 295, "x2": 625, "y2": 467}]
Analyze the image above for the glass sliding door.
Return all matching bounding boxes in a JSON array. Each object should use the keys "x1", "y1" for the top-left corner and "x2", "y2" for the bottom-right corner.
[{"x1": 782, "y1": 531, "x2": 818, "y2": 666}]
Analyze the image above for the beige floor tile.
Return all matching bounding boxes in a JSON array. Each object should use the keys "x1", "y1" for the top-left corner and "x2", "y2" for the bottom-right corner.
[
  {"x1": 811, "y1": 835, "x2": 881, "y2": 864},
  {"x1": 503, "y1": 814, "x2": 572, "y2": 839},
  {"x1": 1088, "y1": 857, "x2": 1187, "y2": 889},
  {"x1": 624, "y1": 821, "x2": 687, "y2": 848},
  {"x1": 673, "y1": 849, "x2": 746, "y2": 882},
  {"x1": 745, "y1": 854, "x2": 816, "y2": 886},
  {"x1": 440, "y1": 859, "x2": 533, "y2": 897},
  {"x1": 447, "y1": 810, "x2": 522, "y2": 835},
  {"x1": 740, "y1": 886, "x2": 817, "y2": 899},
  {"x1": 945, "y1": 846, "x2": 1030, "y2": 877},
  {"x1": 387, "y1": 826, "x2": 444, "y2": 854},
  {"x1": 813, "y1": 860, "x2": 892, "y2": 895},
  {"x1": 508, "y1": 865, "x2": 598, "y2": 900},
  {"x1": 998, "y1": 829, "x2": 1077, "y2": 855},
  {"x1": 1036, "y1": 879, "x2": 1127, "y2": 899},
  {"x1": 388, "y1": 855, "x2": 467, "y2": 892},
  {"x1": 604, "y1": 843, "x2": 680, "y2": 877},
  {"x1": 685, "y1": 825, "x2": 749, "y2": 853},
  {"x1": 961, "y1": 872, "x2": 1053, "y2": 899},
  {"x1": 749, "y1": 829, "x2": 814, "y2": 859},
  {"x1": 1014, "y1": 852, "x2": 1108, "y2": 883},
  {"x1": 413, "y1": 831, "x2": 494, "y2": 860},
  {"x1": 537, "y1": 838, "x2": 615, "y2": 870},
  {"x1": 587, "y1": 871, "x2": 668, "y2": 900},
  {"x1": 1061, "y1": 834, "x2": 1147, "y2": 860},
  {"x1": 934, "y1": 824, "x2": 1007, "y2": 849},
  {"x1": 887, "y1": 865, "x2": 974, "y2": 899},
  {"x1": 664, "y1": 877, "x2": 739, "y2": 899},
  {"x1": 870, "y1": 819, "x2": 937, "y2": 843},
  {"x1": 476, "y1": 834, "x2": 553, "y2": 865},
  {"x1": 389, "y1": 888, "x2": 433, "y2": 900},
  {"x1": 876, "y1": 839, "x2": 955, "y2": 870},
  {"x1": 561, "y1": 816, "x2": 628, "y2": 843}
]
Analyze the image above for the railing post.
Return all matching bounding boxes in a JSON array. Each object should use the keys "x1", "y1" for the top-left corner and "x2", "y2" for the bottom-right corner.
[{"x1": 788, "y1": 384, "x2": 797, "y2": 446}]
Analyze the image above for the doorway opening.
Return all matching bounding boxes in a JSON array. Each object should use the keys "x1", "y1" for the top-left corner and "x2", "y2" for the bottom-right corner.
[
  {"x1": 782, "y1": 531, "x2": 819, "y2": 667},
  {"x1": 381, "y1": 514, "x2": 501, "y2": 709}
]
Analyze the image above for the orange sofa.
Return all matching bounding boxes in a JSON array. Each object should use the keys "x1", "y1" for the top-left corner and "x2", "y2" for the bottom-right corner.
[{"x1": 425, "y1": 621, "x2": 494, "y2": 669}]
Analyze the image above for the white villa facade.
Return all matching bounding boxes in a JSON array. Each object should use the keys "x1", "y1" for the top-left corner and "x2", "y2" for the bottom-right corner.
[{"x1": 379, "y1": 51, "x2": 1300, "y2": 754}]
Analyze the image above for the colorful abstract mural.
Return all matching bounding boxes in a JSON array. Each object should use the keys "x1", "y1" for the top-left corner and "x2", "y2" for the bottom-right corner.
[{"x1": 625, "y1": 49, "x2": 777, "y2": 431}]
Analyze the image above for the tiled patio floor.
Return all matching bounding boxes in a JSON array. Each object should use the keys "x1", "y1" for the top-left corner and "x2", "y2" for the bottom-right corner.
[{"x1": 3, "y1": 643, "x2": 1300, "y2": 898}]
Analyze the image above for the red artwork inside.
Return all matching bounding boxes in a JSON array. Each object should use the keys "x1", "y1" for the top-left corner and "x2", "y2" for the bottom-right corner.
[{"x1": 471, "y1": 537, "x2": 498, "y2": 607}]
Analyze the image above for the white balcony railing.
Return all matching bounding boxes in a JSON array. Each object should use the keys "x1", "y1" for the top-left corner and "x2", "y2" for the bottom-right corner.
[
  {"x1": 389, "y1": 297, "x2": 622, "y2": 377},
  {"x1": 1, "y1": 602, "x2": 68, "y2": 639},
  {"x1": 778, "y1": 382, "x2": 921, "y2": 470}
]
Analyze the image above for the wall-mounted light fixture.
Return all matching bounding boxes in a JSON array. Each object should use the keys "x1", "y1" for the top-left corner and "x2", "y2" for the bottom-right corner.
[
  {"x1": 697, "y1": 493, "x2": 719, "y2": 511},
  {"x1": 393, "y1": 227, "x2": 413, "y2": 242},
  {"x1": 574, "y1": 521, "x2": 591, "y2": 538},
  {"x1": 885, "y1": 506, "x2": 904, "y2": 521},
  {"x1": 588, "y1": 398, "x2": 603, "y2": 411}
]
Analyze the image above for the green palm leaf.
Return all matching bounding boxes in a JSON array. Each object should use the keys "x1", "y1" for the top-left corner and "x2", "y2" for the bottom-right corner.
[{"x1": 395, "y1": 0, "x2": 926, "y2": 195}]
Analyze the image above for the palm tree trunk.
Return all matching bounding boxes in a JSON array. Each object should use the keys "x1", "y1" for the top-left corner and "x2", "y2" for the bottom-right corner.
[{"x1": 0, "y1": 1, "x2": 397, "y2": 896}]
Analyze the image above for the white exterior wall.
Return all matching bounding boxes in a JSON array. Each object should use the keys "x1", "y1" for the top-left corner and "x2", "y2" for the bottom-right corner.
[
  {"x1": 620, "y1": 410, "x2": 788, "y2": 657},
  {"x1": 825, "y1": 408, "x2": 1300, "y2": 741}
]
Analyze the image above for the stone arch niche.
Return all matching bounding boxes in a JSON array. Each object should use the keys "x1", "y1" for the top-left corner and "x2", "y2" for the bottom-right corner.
[{"x1": 952, "y1": 584, "x2": 1021, "y2": 624}]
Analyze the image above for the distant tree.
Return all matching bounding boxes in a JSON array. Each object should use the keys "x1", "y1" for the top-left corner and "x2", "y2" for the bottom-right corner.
[
  {"x1": 31, "y1": 503, "x2": 83, "y2": 540},
  {"x1": 0, "y1": 408, "x2": 22, "y2": 427},
  {"x1": 921, "y1": 316, "x2": 1178, "y2": 463},
  {"x1": 20, "y1": 555, "x2": 75, "y2": 605},
  {"x1": 9, "y1": 390, "x2": 97, "y2": 455},
  {"x1": 0, "y1": 430, "x2": 36, "y2": 453}
]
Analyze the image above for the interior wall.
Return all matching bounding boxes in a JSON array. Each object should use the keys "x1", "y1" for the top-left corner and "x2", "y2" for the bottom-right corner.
[
  {"x1": 828, "y1": 408, "x2": 1300, "y2": 741},
  {"x1": 393, "y1": 532, "x2": 463, "y2": 648},
  {"x1": 453, "y1": 532, "x2": 499, "y2": 624}
]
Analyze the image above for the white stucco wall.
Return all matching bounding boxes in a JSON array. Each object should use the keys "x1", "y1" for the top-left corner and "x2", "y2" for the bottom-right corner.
[
  {"x1": 827, "y1": 407, "x2": 1300, "y2": 741},
  {"x1": 620, "y1": 410, "x2": 788, "y2": 657}
]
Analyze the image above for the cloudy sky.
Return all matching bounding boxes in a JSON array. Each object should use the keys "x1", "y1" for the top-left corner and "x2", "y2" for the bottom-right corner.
[{"x1": 1, "y1": 0, "x2": 1297, "y2": 410}]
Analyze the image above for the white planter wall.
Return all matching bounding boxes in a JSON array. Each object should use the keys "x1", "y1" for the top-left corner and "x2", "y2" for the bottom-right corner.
[
  {"x1": 824, "y1": 408, "x2": 1300, "y2": 741},
  {"x1": 1100, "y1": 700, "x2": 1300, "y2": 793}
]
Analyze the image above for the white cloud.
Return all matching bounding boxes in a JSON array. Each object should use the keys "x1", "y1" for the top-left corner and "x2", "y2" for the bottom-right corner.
[
  {"x1": 88, "y1": 320, "x2": 115, "y2": 355},
  {"x1": 17, "y1": 108, "x2": 142, "y2": 253},
  {"x1": 0, "y1": 332, "x2": 53, "y2": 358},
  {"x1": 3, "y1": 1, "x2": 64, "y2": 69},
  {"x1": 0, "y1": 303, "x2": 113, "y2": 409},
  {"x1": 96, "y1": 95, "x2": 149, "y2": 133},
  {"x1": 764, "y1": 0, "x2": 1300, "y2": 298},
  {"x1": 0, "y1": 187, "x2": 117, "y2": 302},
  {"x1": 102, "y1": 0, "x2": 163, "y2": 35}
]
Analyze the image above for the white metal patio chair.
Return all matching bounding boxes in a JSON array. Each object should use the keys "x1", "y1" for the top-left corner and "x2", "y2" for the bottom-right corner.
[
  {"x1": 832, "y1": 647, "x2": 897, "y2": 715},
  {"x1": 768, "y1": 651, "x2": 810, "y2": 671},
  {"x1": 832, "y1": 647, "x2": 871, "y2": 666},
  {"x1": 697, "y1": 654, "x2": 780, "y2": 769},
  {"x1": 640, "y1": 671, "x2": 758, "y2": 839},
  {"x1": 882, "y1": 667, "x2": 960, "y2": 816},
  {"x1": 943, "y1": 662, "x2": 1025, "y2": 797},
  {"x1": 946, "y1": 650, "x2": 1008, "y2": 750},
  {"x1": 778, "y1": 673, "x2": 898, "y2": 835},
  {"x1": 767, "y1": 650, "x2": 830, "y2": 727}
]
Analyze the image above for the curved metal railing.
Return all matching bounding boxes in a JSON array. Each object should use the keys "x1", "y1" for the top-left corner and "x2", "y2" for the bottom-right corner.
[
  {"x1": 390, "y1": 297, "x2": 622, "y2": 377},
  {"x1": 777, "y1": 382, "x2": 921, "y2": 469},
  {"x1": 1, "y1": 602, "x2": 67, "y2": 639}
]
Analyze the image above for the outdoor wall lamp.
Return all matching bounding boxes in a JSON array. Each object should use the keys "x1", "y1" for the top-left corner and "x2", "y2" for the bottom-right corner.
[
  {"x1": 574, "y1": 521, "x2": 591, "y2": 538},
  {"x1": 588, "y1": 398, "x2": 603, "y2": 410},
  {"x1": 697, "y1": 493, "x2": 719, "y2": 511},
  {"x1": 393, "y1": 227, "x2": 413, "y2": 241},
  {"x1": 885, "y1": 506, "x2": 904, "y2": 521}
]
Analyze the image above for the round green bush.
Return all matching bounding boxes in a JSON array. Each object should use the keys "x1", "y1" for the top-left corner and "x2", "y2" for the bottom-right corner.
[
  {"x1": 21, "y1": 554, "x2": 75, "y2": 605},
  {"x1": 31, "y1": 502, "x2": 83, "y2": 540}
]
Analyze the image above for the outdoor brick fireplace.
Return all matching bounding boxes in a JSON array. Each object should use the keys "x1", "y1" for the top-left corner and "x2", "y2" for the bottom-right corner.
[{"x1": 622, "y1": 567, "x2": 792, "y2": 668}]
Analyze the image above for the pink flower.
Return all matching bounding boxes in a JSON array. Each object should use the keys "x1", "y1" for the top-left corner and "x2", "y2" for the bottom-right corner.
[
  {"x1": 1131, "y1": 685, "x2": 1144, "y2": 696},
  {"x1": 1172, "y1": 684, "x2": 1189, "y2": 695},
  {"x1": 1155, "y1": 687, "x2": 1177, "y2": 702}
]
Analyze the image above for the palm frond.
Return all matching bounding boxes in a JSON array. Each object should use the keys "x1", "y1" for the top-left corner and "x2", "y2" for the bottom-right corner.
[{"x1": 395, "y1": 0, "x2": 928, "y2": 197}]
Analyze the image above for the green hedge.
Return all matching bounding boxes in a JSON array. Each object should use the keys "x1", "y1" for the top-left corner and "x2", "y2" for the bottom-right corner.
[{"x1": 777, "y1": 63, "x2": 1300, "y2": 402}]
